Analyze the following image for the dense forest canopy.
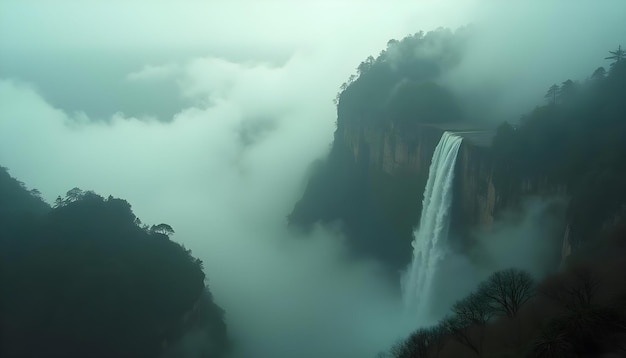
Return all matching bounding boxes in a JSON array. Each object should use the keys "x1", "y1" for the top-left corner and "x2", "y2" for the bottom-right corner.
[
  {"x1": 0, "y1": 166, "x2": 228, "y2": 358},
  {"x1": 493, "y1": 54, "x2": 626, "y2": 249},
  {"x1": 335, "y1": 27, "x2": 472, "y2": 129}
]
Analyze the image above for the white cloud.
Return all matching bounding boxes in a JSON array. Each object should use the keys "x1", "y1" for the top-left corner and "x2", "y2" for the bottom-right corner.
[
  {"x1": 126, "y1": 63, "x2": 180, "y2": 82},
  {"x1": 444, "y1": 0, "x2": 626, "y2": 121},
  {"x1": 0, "y1": 49, "x2": 412, "y2": 356}
]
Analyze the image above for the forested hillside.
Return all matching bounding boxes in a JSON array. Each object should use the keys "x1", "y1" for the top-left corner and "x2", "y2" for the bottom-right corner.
[
  {"x1": 493, "y1": 50, "x2": 626, "y2": 250},
  {"x1": 0, "y1": 167, "x2": 228, "y2": 358},
  {"x1": 335, "y1": 27, "x2": 471, "y2": 129}
]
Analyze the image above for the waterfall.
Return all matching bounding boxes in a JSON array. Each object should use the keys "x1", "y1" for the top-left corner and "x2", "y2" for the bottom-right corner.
[{"x1": 402, "y1": 131, "x2": 462, "y2": 319}]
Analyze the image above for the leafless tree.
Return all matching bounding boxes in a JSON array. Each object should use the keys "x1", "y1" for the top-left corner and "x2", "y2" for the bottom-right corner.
[
  {"x1": 441, "y1": 292, "x2": 494, "y2": 356},
  {"x1": 478, "y1": 268, "x2": 535, "y2": 318},
  {"x1": 530, "y1": 323, "x2": 575, "y2": 358},
  {"x1": 425, "y1": 324, "x2": 448, "y2": 358},
  {"x1": 452, "y1": 291, "x2": 494, "y2": 325},
  {"x1": 540, "y1": 267, "x2": 600, "y2": 312},
  {"x1": 389, "y1": 328, "x2": 436, "y2": 358},
  {"x1": 441, "y1": 315, "x2": 481, "y2": 356}
]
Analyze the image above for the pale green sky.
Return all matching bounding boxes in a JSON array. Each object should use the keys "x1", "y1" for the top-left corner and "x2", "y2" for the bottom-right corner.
[
  {"x1": 1, "y1": 0, "x2": 623, "y2": 120},
  {"x1": 0, "y1": 0, "x2": 474, "y2": 118}
]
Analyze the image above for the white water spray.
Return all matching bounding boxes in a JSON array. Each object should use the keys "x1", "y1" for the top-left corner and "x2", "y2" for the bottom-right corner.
[{"x1": 402, "y1": 131, "x2": 462, "y2": 319}]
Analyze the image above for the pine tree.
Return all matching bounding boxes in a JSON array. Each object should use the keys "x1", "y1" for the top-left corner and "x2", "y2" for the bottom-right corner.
[
  {"x1": 545, "y1": 84, "x2": 560, "y2": 104},
  {"x1": 605, "y1": 45, "x2": 625, "y2": 66}
]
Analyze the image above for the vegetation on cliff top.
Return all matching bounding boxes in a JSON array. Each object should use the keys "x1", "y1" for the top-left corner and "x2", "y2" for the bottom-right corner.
[
  {"x1": 291, "y1": 36, "x2": 626, "y2": 357},
  {"x1": 493, "y1": 50, "x2": 626, "y2": 249},
  {"x1": 290, "y1": 28, "x2": 474, "y2": 271},
  {"x1": 384, "y1": 48, "x2": 626, "y2": 356},
  {"x1": 291, "y1": 36, "x2": 626, "y2": 273},
  {"x1": 0, "y1": 166, "x2": 228, "y2": 358},
  {"x1": 335, "y1": 27, "x2": 471, "y2": 129}
]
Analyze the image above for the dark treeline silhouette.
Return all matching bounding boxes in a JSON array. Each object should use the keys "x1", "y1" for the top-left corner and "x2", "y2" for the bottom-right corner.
[
  {"x1": 381, "y1": 229, "x2": 626, "y2": 357},
  {"x1": 335, "y1": 27, "x2": 471, "y2": 129},
  {"x1": 493, "y1": 50, "x2": 626, "y2": 250},
  {"x1": 0, "y1": 167, "x2": 228, "y2": 358}
]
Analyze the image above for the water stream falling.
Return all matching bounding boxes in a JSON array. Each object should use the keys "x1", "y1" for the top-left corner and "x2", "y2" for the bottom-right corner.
[{"x1": 402, "y1": 131, "x2": 463, "y2": 319}]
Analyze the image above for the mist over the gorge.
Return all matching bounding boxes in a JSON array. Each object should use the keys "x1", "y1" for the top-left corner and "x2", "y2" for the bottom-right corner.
[{"x1": 2, "y1": 1, "x2": 626, "y2": 358}]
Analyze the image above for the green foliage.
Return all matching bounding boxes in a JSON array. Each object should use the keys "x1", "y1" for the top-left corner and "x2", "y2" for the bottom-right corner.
[
  {"x1": 335, "y1": 27, "x2": 471, "y2": 129},
  {"x1": 0, "y1": 166, "x2": 50, "y2": 215},
  {"x1": 492, "y1": 56, "x2": 626, "y2": 247},
  {"x1": 0, "y1": 169, "x2": 228, "y2": 358},
  {"x1": 291, "y1": 28, "x2": 473, "y2": 271},
  {"x1": 605, "y1": 45, "x2": 626, "y2": 66},
  {"x1": 544, "y1": 84, "x2": 560, "y2": 104},
  {"x1": 386, "y1": 81, "x2": 464, "y2": 127},
  {"x1": 151, "y1": 222, "x2": 176, "y2": 236}
]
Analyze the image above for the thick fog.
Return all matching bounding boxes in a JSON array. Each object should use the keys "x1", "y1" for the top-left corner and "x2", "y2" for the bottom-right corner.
[{"x1": 1, "y1": 1, "x2": 626, "y2": 357}]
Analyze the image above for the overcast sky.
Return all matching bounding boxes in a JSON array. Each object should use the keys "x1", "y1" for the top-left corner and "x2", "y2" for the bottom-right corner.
[
  {"x1": 0, "y1": 0, "x2": 476, "y2": 119},
  {"x1": 1, "y1": 1, "x2": 626, "y2": 357}
]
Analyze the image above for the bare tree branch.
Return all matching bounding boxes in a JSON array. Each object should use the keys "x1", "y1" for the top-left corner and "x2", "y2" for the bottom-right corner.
[{"x1": 478, "y1": 268, "x2": 535, "y2": 318}]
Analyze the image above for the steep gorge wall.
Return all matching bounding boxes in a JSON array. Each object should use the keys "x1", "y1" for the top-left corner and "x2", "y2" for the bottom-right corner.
[
  {"x1": 291, "y1": 121, "x2": 571, "y2": 270},
  {"x1": 339, "y1": 122, "x2": 442, "y2": 177},
  {"x1": 453, "y1": 137, "x2": 569, "y2": 269},
  {"x1": 341, "y1": 122, "x2": 504, "y2": 234},
  {"x1": 453, "y1": 139, "x2": 496, "y2": 234}
]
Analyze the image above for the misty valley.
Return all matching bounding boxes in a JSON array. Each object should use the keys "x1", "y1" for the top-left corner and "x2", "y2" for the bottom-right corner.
[{"x1": 2, "y1": 2, "x2": 626, "y2": 358}]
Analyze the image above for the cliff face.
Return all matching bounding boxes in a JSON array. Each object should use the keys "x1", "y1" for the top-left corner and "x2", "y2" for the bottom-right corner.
[
  {"x1": 291, "y1": 121, "x2": 572, "y2": 270},
  {"x1": 340, "y1": 123, "x2": 442, "y2": 177},
  {"x1": 340, "y1": 122, "x2": 507, "y2": 236},
  {"x1": 293, "y1": 56, "x2": 626, "y2": 273},
  {"x1": 453, "y1": 139, "x2": 496, "y2": 234},
  {"x1": 453, "y1": 134, "x2": 569, "y2": 236}
]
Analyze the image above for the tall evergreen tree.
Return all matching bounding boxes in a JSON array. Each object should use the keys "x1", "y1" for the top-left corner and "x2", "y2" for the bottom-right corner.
[
  {"x1": 605, "y1": 45, "x2": 625, "y2": 66},
  {"x1": 545, "y1": 84, "x2": 560, "y2": 104}
]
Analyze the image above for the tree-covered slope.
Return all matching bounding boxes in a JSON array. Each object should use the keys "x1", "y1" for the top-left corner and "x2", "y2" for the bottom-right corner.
[
  {"x1": 0, "y1": 166, "x2": 50, "y2": 234},
  {"x1": 493, "y1": 55, "x2": 626, "y2": 249},
  {"x1": 0, "y1": 167, "x2": 228, "y2": 358},
  {"x1": 335, "y1": 27, "x2": 471, "y2": 129},
  {"x1": 291, "y1": 25, "x2": 626, "y2": 274}
]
